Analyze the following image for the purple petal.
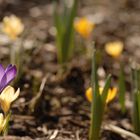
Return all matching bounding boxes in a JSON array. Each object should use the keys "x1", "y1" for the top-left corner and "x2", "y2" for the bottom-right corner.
[
  {"x1": 0, "y1": 64, "x2": 5, "y2": 81},
  {"x1": 0, "y1": 73, "x2": 7, "y2": 92},
  {"x1": 5, "y1": 65, "x2": 17, "y2": 84},
  {"x1": 5, "y1": 64, "x2": 13, "y2": 73}
]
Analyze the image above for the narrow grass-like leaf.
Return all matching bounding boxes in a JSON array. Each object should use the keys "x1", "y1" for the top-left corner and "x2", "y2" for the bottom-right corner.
[
  {"x1": 118, "y1": 64, "x2": 126, "y2": 113},
  {"x1": 137, "y1": 91, "x2": 140, "y2": 129},
  {"x1": 53, "y1": 1, "x2": 63, "y2": 63},
  {"x1": 2, "y1": 112, "x2": 11, "y2": 136},
  {"x1": 54, "y1": 0, "x2": 77, "y2": 64},
  {"x1": 89, "y1": 50, "x2": 101, "y2": 140},
  {"x1": 133, "y1": 91, "x2": 140, "y2": 135},
  {"x1": 61, "y1": 0, "x2": 78, "y2": 63},
  {"x1": 132, "y1": 67, "x2": 140, "y2": 91},
  {"x1": 101, "y1": 74, "x2": 111, "y2": 105},
  {"x1": 131, "y1": 67, "x2": 140, "y2": 135},
  {"x1": 90, "y1": 93, "x2": 103, "y2": 140},
  {"x1": 137, "y1": 69, "x2": 140, "y2": 91}
]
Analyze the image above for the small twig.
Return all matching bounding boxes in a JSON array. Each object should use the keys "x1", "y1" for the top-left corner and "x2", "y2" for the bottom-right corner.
[
  {"x1": 39, "y1": 76, "x2": 47, "y2": 94},
  {"x1": 49, "y1": 130, "x2": 59, "y2": 140},
  {"x1": 59, "y1": 130, "x2": 73, "y2": 135},
  {"x1": 12, "y1": 115, "x2": 35, "y2": 120},
  {"x1": 29, "y1": 74, "x2": 48, "y2": 112},
  {"x1": 69, "y1": 119, "x2": 87, "y2": 128},
  {"x1": 104, "y1": 124, "x2": 140, "y2": 140},
  {"x1": 76, "y1": 130, "x2": 80, "y2": 140}
]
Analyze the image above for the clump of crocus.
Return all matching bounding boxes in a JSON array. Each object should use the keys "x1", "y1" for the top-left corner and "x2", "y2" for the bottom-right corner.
[
  {"x1": 0, "y1": 64, "x2": 19, "y2": 135},
  {"x1": 2, "y1": 15, "x2": 24, "y2": 40},
  {"x1": 86, "y1": 87, "x2": 117, "y2": 104},
  {"x1": 74, "y1": 17, "x2": 95, "y2": 39},
  {"x1": 54, "y1": 0, "x2": 78, "y2": 70},
  {"x1": 88, "y1": 50, "x2": 117, "y2": 140},
  {"x1": 105, "y1": 41, "x2": 123, "y2": 58}
]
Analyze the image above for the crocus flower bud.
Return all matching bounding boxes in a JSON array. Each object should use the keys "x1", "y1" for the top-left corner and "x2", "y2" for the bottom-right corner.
[
  {"x1": 2, "y1": 15, "x2": 24, "y2": 40},
  {"x1": 74, "y1": 17, "x2": 94, "y2": 39},
  {"x1": 0, "y1": 86, "x2": 20, "y2": 114},
  {"x1": 105, "y1": 41, "x2": 123, "y2": 58}
]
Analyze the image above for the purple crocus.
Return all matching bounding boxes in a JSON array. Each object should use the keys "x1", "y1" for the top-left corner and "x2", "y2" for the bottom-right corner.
[{"x1": 0, "y1": 64, "x2": 17, "y2": 92}]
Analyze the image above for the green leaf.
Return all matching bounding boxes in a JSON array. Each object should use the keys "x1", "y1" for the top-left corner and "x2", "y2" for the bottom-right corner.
[
  {"x1": 132, "y1": 67, "x2": 140, "y2": 91},
  {"x1": 89, "y1": 50, "x2": 102, "y2": 140},
  {"x1": 131, "y1": 66, "x2": 140, "y2": 135},
  {"x1": 90, "y1": 93, "x2": 103, "y2": 140},
  {"x1": 101, "y1": 74, "x2": 111, "y2": 105},
  {"x1": 2, "y1": 112, "x2": 11, "y2": 136},
  {"x1": 137, "y1": 91, "x2": 140, "y2": 128},
  {"x1": 137, "y1": 69, "x2": 140, "y2": 91},
  {"x1": 118, "y1": 64, "x2": 126, "y2": 113},
  {"x1": 133, "y1": 91, "x2": 140, "y2": 135},
  {"x1": 53, "y1": 1, "x2": 63, "y2": 63},
  {"x1": 54, "y1": 0, "x2": 78, "y2": 64},
  {"x1": 91, "y1": 50, "x2": 99, "y2": 92},
  {"x1": 53, "y1": 2, "x2": 62, "y2": 35},
  {"x1": 61, "y1": 0, "x2": 78, "y2": 63}
]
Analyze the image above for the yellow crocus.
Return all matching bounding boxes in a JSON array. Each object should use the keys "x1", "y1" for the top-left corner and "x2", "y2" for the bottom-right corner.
[
  {"x1": 2, "y1": 15, "x2": 24, "y2": 40},
  {"x1": 0, "y1": 113, "x2": 6, "y2": 133},
  {"x1": 74, "y1": 17, "x2": 95, "y2": 38},
  {"x1": 0, "y1": 86, "x2": 20, "y2": 114},
  {"x1": 105, "y1": 41, "x2": 123, "y2": 58},
  {"x1": 86, "y1": 87, "x2": 117, "y2": 104}
]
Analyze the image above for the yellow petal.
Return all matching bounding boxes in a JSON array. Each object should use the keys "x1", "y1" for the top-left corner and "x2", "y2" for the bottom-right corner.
[
  {"x1": 0, "y1": 86, "x2": 20, "y2": 114},
  {"x1": 99, "y1": 87, "x2": 103, "y2": 95},
  {"x1": 11, "y1": 88, "x2": 20, "y2": 102},
  {"x1": 85, "y1": 87, "x2": 117, "y2": 104},
  {"x1": 74, "y1": 17, "x2": 94, "y2": 38},
  {"x1": 0, "y1": 86, "x2": 14, "y2": 101},
  {"x1": 85, "y1": 87, "x2": 92, "y2": 102},
  {"x1": 0, "y1": 113, "x2": 4, "y2": 126},
  {"x1": 2, "y1": 15, "x2": 24, "y2": 40},
  {"x1": 0, "y1": 98, "x2": 10, "y2": 115},
  {"x1": 105, "y1": 41, "x2": 123, "y2": 58},
  {"x1": 86, "y1": 87, "x2": 103, "y2": 102},
  {"x1": 106, "y1": 88, "x2": 117, "y2": 103},
  {"x1": 0, "y1": 113, "x2": 5, "y2": 132}
]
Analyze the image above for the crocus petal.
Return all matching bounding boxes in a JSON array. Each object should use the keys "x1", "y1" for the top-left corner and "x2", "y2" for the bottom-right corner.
[
  {"x1": 0, "y1": 65, "x2": 17, "y2": 91},
  {"x1": 105, "y1": 41, "x2": 123, "y2": 58},
  {"x1": 0, "y1": 74, "x2": 7, "y2": 92},
  {"x1": 0, "y1": 113, "x2": 4, "y2": 126},
  {"x1": 0, "y1": 86, "x2": 14, "y2": 100},
  {"x1": 5, "y1": 65, "x2": 17, "y2": 84},
  {"x1": 0, "y1": 64, "x2": 5, "y2": 81},
  {"x1": 2, "y1": 15, "x2": 24, "y2": 40},
  {"x1": 85, "y1": 87, "x2": 92, "y2": 102},
  {"x1": 11, "y1": 88, "x2": 20, "y2": 102},
  {"x1": 74, "y1": 17, "x2": 94, "y2": 38},
  {"x1": 0, "y1": 86, "x2": 15, "y2": 113},
  {"x1": 85, "y1": 87, "x2": 117, "y2": 104},
  {"x1": 0, "y1": 98, "x2": 9, "y2": 115},
  {"x1": 5, "y1": 64, "x2": 13, "y2": 73},
  {"x1": 106, "y1": 88, "x2": 117, "y2": 103},
  {"x1": 0, "y1": 113, "x2": 4, "y2": 132}
]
